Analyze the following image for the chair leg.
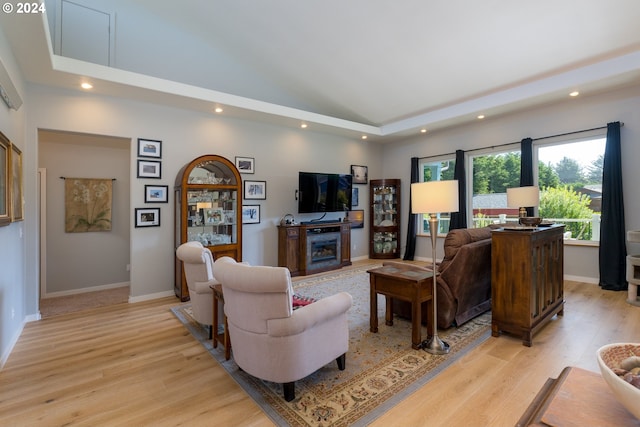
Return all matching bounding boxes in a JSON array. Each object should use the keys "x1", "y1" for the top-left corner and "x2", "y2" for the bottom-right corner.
[
  {"x1": 283, "y1": 382, "x2": 295, "y2": 402},
  {"x1": 336, "y1": 353, "x2": 346, "y2": 370}
]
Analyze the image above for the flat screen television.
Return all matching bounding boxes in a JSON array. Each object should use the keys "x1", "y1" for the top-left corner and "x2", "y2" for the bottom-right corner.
[{"x1": 298, "y1": 172, "x2": 352, "y2": 213}]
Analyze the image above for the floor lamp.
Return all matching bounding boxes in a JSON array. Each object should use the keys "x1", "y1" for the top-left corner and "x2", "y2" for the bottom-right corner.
[{"x1": 411, "y1": 180, "x2": 459, "y2": 355}]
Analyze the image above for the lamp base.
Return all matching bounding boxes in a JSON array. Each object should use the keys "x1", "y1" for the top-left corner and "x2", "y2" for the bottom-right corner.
[{"x1": 422, "y1": 335, "x2": 450, "y2": 355}]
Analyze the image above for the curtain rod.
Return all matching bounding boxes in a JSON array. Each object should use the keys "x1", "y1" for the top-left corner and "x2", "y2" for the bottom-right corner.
[
  {"x1": 418, "y1": 122, "x2": 624, "y2": 160},
  {"x1": 60, "y1": 177, "x2": 117, "y2": 181}
]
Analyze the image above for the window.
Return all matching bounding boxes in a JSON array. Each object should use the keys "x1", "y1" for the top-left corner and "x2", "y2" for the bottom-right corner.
[
  {"x1": 418, "y1": 157, "x2": 455, "y2": 234},
  {"x1": 469, "y1": 145, "x2": 521, "y2": 228},
  {"x1": 536, "y1": 136, "x2": 605, "y2": 242}
]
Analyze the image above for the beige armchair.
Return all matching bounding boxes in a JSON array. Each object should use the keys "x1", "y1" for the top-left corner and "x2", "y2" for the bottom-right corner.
[
  {"x1": 214, "y1": 257, "x2": 353, "y2": 401},
  {"x1": 176, "y1": 241, "x2": 221, "y2": 337}
]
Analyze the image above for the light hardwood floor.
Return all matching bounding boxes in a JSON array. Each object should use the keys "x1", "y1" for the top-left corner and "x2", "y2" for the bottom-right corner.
[{"x1": 1, "y1": 262, "x2": 638, "y2": 426}]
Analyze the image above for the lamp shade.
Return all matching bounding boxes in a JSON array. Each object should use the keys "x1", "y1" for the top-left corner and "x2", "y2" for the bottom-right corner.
[
  {"x1": 411, "y1": 180, "x2": 459, "y2": 214},
  {"x1": 506, "y1": 186, "x2": 539, "y2": 208}
]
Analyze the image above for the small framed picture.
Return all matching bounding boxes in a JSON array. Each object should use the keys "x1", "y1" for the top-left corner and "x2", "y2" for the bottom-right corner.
[
  {"x1": 203, "y1": 207, "x2": 224, "y2": 225},
  {"x1": 135, "y1": 207, "x2": 160, "y2": 227},
  {"x1": 137, "y1": 138, "x2": 162, "y2": 158},
  {"x1": 351, "y1": 165, "x2": 368, "y2": 184},
  {"x1": 235, "y1": 156, "x2": 255, "y2": 174},
  {"x1": 352, "y1": 187, "x2": 359, "y2": 207},
  {"x1": 144, "y1": 185, "x2": 168, "y2": 203},
  {"x1": 137, "y1": 160, "x2": 161, "y2": 179},
  {"x1": 242, "y1": 205, "x2": 260, "y2": 224},
  {"x1": 346, "y1": 209, "x2": 364, "y2": 228},
  {"x1": 244, "y1": 180, "x2": 266, "y2": 200}
]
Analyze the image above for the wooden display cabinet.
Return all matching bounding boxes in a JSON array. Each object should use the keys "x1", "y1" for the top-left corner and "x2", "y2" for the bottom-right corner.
[
  {"x1": 369, "y1": 179, "x2": 401, "y2": 259},
  {"x1": 491, "y1": 224, "x2": 565, "y2": 346},
  {"x1": 174, "y1": 155, "x2": 242, "y2": 301},
  {"x1": 278, "y1": 221, "x2": 351, "y2": 276}
]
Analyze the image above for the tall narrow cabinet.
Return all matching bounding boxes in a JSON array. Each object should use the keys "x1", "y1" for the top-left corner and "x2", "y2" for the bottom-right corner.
[
  {"x1": 174, "y1": 155, "x2": 242, "y2": 301},
  {"x1": 369, "y1": 179, "x2": 401, "y2": 259},
  {"x1": 491, "y1": 224, "x2": 565, "y2": 346}
]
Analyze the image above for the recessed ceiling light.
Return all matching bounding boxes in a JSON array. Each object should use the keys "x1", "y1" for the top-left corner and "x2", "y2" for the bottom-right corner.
[
  {"x1": 569, "y1": 91, "x2": 580, "y2": 97},
  {"x1": 300, "y1": 123, "x2": 308, "y2": 129},
  {"x1": 477, "y1": 115, "x2": 485, "y2": 119},
  {"x1": 420, "y1": 128, "x2": 427, "y2": 133},
  {"x1": 80, "y1": 82, "x2": 93, "y2": 90},
  {"x1": 214, "y1": 107, "x2": 223, "y2": 113},
  {"x1": 361, "y1": 135, "x2": 368, "y2": 140}
]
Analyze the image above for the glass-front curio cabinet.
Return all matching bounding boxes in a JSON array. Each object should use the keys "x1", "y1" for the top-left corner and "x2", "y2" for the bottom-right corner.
[
  {"x1": 370, "y1": 179, "x2": 401, "y2": 259},
  {"x1": 174, "y1": 155, "x2": 242, "y2": 301}
]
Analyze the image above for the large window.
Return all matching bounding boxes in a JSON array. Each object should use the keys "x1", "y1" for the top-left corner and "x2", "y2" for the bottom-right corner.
[
  {"x1": 418, "y1": 157, "x2": 455, "y2": 234},
  {"x1": 536, "y1": 137, "x2": 605, "y2": 242}
]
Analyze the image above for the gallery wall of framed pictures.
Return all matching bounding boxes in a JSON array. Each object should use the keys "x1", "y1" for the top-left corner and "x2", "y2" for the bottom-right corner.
[
  {"x1": 0, "y1": 130, "x2": 23, "y2": 227},
  {"x1": 136, "y1": 138, "x2": 165, "y2": 228}
]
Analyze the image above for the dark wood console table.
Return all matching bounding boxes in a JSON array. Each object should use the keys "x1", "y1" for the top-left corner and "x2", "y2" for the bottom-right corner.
[
  {"x1": 278, "y1": 221, "x2": 351, "y2": 276},
  {"x1": 491, "y1": 224, "x2": 564, "y2": 346},
  {"x1": 517, "y1": 366, "x2": 639, "y2": 426}
]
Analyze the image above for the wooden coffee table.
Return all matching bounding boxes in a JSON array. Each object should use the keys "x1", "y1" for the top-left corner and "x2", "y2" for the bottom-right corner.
[{"x1": 368, "y1": 264, "x2": 434, "y2": 349}]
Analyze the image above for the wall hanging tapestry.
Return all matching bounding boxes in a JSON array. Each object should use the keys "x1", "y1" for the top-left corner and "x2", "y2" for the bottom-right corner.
[{"x1": 65, "y1": 178, "x2": 113, "y2": 232}]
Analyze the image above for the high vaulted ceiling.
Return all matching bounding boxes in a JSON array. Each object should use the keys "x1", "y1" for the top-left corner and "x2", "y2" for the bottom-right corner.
[{"x1": 2, "y1": 0, "x2": 640, "y2": 141}]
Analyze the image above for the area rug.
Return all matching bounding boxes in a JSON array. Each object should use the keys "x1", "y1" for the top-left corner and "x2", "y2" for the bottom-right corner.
[{"x1": 171, "y1": 265, "x2": 491, "y2": 427}]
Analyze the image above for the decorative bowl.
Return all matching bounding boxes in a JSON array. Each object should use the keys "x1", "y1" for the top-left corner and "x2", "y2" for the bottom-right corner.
[
  {"x1": 519, "y1": 216, "x2": 542, "y2": 226},
  {"x1": 596, "y1": 343, "x2": 640, "y2": 419}
]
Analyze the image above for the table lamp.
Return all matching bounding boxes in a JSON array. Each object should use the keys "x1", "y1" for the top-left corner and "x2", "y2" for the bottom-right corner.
[
  {"x1": 411, "y1": 180, "x2": 459, "y2": 355},
  {"x1": 506, "y1": 186, "x2": 540, "y2": 224}
]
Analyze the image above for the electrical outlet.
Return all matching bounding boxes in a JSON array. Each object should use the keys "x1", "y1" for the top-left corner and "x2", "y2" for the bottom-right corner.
[{"x1": 11, "y1": 308, "x2": 15, "y2": 319}]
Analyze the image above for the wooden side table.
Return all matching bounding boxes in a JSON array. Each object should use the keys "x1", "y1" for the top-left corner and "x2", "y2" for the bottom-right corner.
[
  {"x1": 211, "y1": 284, "x2": 231, "y2": 360},
  {"x1": 517, "y1": 366, "x2": 639, "y2": 426}
]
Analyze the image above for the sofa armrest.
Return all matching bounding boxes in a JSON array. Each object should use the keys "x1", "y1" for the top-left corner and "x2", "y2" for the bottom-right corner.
[
  {"x1": 193, "y1": 279, "x2": 218, "y2": 294},
  {"x1": 267, "y1": 292, "x2": 352, "y2": 337}
]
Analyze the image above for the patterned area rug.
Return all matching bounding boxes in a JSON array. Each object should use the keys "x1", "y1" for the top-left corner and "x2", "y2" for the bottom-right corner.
[{"x1": 171, "y1": 265, "x2": 491, "y2": 427}]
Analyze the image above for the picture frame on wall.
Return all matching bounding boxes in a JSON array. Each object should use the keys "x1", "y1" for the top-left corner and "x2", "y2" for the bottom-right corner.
[
  {"x1": 135, "y1": 207, "x2": 160, "y2": 227},
  {"x1": 346, "y1": 209, "x2": 364, "y2": 228},
  {"x1": 0, "y1": 132, "x2": 9, "y2": 227},
  {"x1": 137, "y1": 138, "x2": 162, "y2": 158},
  {"x1": 137, "y1": 160, "x2": 161, "y2": 179},
  {"x1": 10, "y1": 143, "x2": 23, "y2": 221},
  {"x1": 351, "y1": 165, "x2": 368, "y2": 184},
  {"x1": 235, "y1": 156, "x2": 255, "y2": 174},
  {"x1": 352, "y1": 187, "x2": 359, "y2": 207},
  {"x1": 144, "y1": 184, "x2": 168, "y2": 203},
  {"x1": 244, "y1": 180, "x2": 266, "y2": 200},
  {"x1": 242, "y1": 205, "x2": 260, "y2": 224}
]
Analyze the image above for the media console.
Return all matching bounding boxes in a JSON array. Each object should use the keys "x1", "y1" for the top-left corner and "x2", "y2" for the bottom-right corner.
[{"x1": 278, "y1": 221, "x2": 351, "y2": 276}]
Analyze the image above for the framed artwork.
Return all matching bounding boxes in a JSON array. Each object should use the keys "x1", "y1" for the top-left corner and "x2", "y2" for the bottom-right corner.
[
  {"x1": 352, "y1": 187, "x2": 359, "y2": 207},
  {"x1": 10, "y1": 144, "x2": 23, "y2": 221},
  {"x1": 144, "y1": 184, "x2": 168, "y2": 203},
  {"x1": 244, "y1": 180, "x2": 266, "y2": 200},
  {"x1": 203, "y1": 207, "x2": 224, "y2": 225},
  {"x1": 351, "y1": 165, "x2": 368, "y2": 184},
  {"x1": 0, "y1": 132, "x2": 9, "y2": 227},
  {"x1": 135, "y1": 207, "x2": 160, "y2": 227},
  {"x1": 137, "y1": 160, "x2": 161, "y2": 179},
  {"x1": 242, "y1": 205, "x2": 260, "y2": 224},
  {"x1": 347, "y1": 209, "x2": 364, "y2": 228},
  {"x1": 235, "y1": 156, "x2": 255, "y2": 174},
  {"x1": 137, "y1": 138, "x2": 162, "y2": 158}
]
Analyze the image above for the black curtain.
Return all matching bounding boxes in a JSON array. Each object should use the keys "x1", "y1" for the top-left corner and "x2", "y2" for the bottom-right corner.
[
  {"x1": 599, "y1": 121, "x2": 627, "y2": 291},
  {"x1": 403, "y1": 157, "x2": 419, "y2": 260},
  {"x1": 449, "y1": 149, "x2": 467, "y2": 229},
  {"x1": 519, "y1": 137, "x2": 535, "y2": 216}
]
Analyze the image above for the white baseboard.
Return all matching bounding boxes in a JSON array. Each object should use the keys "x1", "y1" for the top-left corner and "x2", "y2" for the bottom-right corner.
[
  {"x1": 1, "y1": 320, "x2": 25, "y2": 369},
  {"x1": 565, "y1": 274, "x2": 599, "y2": 284},
  {"x1": 128, "y1": 290, "x2": 175, "y2": 304},
  {"x1": 42, "y1": 282, "x2": 130, "y2": 299}
]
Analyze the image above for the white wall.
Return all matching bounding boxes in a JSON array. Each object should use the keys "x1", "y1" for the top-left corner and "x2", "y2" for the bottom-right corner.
[
  {"x1": 38, "y1": 131, "x2": 131, "y2": 295},
  {"x1": 382, "y1": 85, "x2": 640, "y2": 282},
  {"x1": 23, "y1": 84, "x2": 380, "y2": 305},
  {"x1": 0, "y1": 28, "x2": 27, "y2": 367}
]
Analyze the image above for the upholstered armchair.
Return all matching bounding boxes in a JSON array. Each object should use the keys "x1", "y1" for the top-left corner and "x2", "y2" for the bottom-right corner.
[
  {"x1": 176, "y1": 241, "x2": 220, "y2": 336},
  {"x1": 214, "y1": 257, "x2": 353, "y2": 402}
]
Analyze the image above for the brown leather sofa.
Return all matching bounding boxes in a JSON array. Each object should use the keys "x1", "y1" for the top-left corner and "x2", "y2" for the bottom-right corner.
[{"x1": 387, "y1": 226, "x2": 494, "y2": 329}]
